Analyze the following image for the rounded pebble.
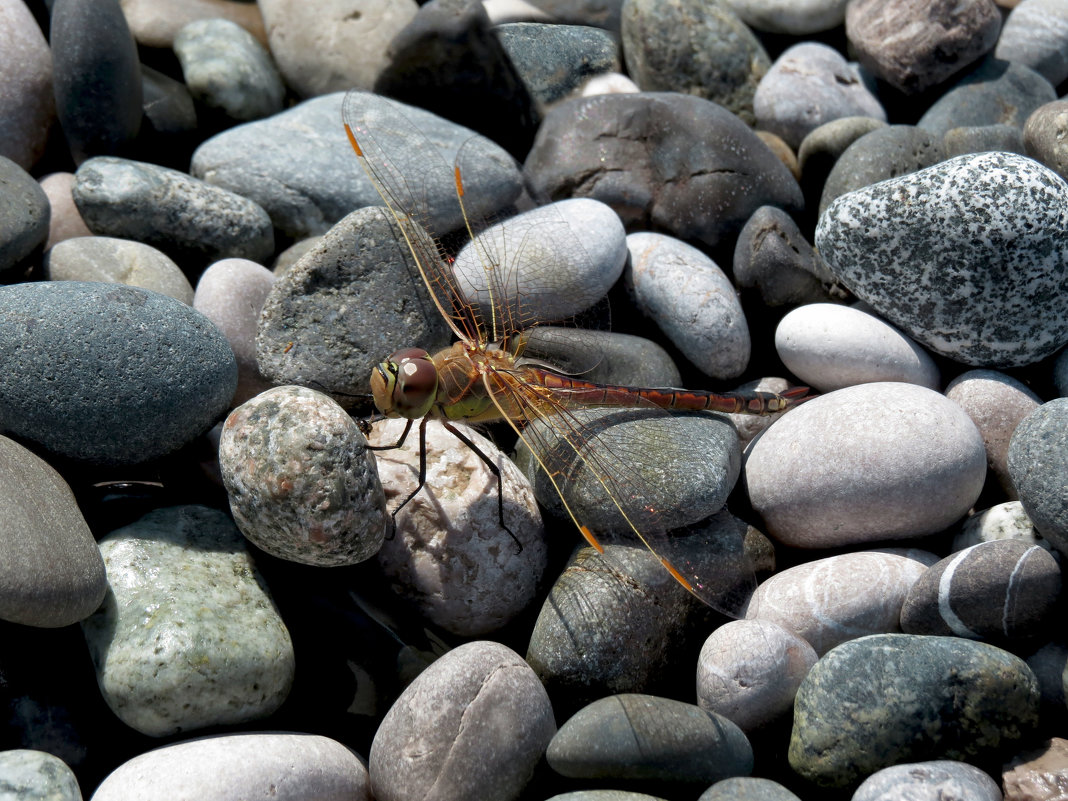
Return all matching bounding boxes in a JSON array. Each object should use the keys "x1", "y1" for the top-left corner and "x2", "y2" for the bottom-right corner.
[
  {"x1": 1008, "y1": 398, "x2": 1068, "y2": 556},
  {"x1": 0, "y1": 155, "x2": 50, "y2": 278},
  {"x1": 38, "y1": 172, "x2": 92, "y2": 248},
  {"x1": 722, "y1": 0, "x2": 846, "y2": 33},
  {"x1": 44, "y1": 236, "x2": 194, "y2": 304},
  {"x1": 518, "y1": 326, "x2": 682, "y2": 387},
  {"x1": 0, "y1": 0, "x2": 55, "y2": 170},
  {"x1": 942, "y1": 122, "x2": 1025, "y2": 157},
  {"x1": 121, "y1": 0, "x2": 267, "y2": 49},
  {"x1": 699, "y1": 777, "x2": 802, "y2": 800},
  {"x1": 995, "y1": 0, "x2": 1068, "y2": 87},
  {"x1": 953, "y1": 500, "x2": 1054, "y2": 553},
  {"x1": 852, "y1": 760, "x2": 1002, "y2": 801},
  {"x1": 0, "y1": 749, "x2": 81, "y2": 801},
  {"x1": 744, "y1": 383, "x2": 986, "y2": 548},
  {"x1": 1024, "y1": 99, "x2": 1068, "y2": 182}
]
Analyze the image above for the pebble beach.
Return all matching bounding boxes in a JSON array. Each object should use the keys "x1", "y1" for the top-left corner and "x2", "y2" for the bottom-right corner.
[{"x1": 2, "y1": 0, "x2": 1068, "y2": 799}]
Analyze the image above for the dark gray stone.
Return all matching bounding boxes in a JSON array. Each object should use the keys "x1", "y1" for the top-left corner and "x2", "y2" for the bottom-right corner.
[
  {"x1": 733, "y1": 206, "x2": 837, "y2": 307},
  {"x1": 815, "y1": 152, "x2": 1068, "y2": 367},
  {"x1": 621, "y1": 0, "x2": 769, "y2": 124},
  {"x1": 525, "y1": 92, "x2": 803, "y2": 250},
  {"x1": 0, "y1": 155, "x2": 49, "y2": 278},
  {"x1": 1009, "y1": 399, "x2": 1068, "y2": 557},
  {"x1": 0, "y1": 750, "x2": 82, "y2": 801},
  {"x1": 0, "y1": 281, "x2": 237, "y2": 465},
  {"x1": 547, "y1": 694, "x2": 752, "y2": 784},
  {"x1": 1024, "y1": 100, "x2": 1068, "y2": 182},
  {"x1": 50, "y1": 0, "x2": 142, "y2": 163},
  {"x1": 942, "y1": 123, "x2": 1025, "y2": 157},
  {"x1": 698, "y1": 776, "x2": 802, "y2": 800},
  {"x1": 788, "y1": 634, "x2": 1040, "y2": 787},
  {"x1": 995, "y1": 0, "x2": 1068, "y2": 87},
  {"x1": 255, "y1": 206, "x2": 451, "y2": 398},
  {"x1": 72, "y1": 157, "x2": 275, "y2": 271},
  {"x1": 140, "y1": 65, "x2": 197, "y2": 137},
  {"x1": 852, "y1": 761, "x2": 1002, "y2": 801},
  {"x1": 0, "y1": 435, "x2": 106, "y2": 627},
  {"x1": 496, "y1": 22, "x2": 619, "y2": 105}
]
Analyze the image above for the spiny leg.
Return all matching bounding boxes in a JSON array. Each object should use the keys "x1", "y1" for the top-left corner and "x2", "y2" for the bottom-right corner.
[{"x1": 364, "y1": 417, "x2": 420, "y2": 541}]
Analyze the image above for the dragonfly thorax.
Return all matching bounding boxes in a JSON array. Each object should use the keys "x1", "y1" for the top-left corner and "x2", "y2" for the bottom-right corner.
[{"x1": 371, "y1": 347, "x2": 438, "y2": 419}]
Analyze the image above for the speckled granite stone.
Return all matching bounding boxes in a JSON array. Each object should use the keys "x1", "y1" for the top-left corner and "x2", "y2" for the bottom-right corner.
[
  {"x1": 81, "y1": 505, "x2": 294, "y2": 737},
  {"x1": 0, "y1": 749, "x2": 81, "y2": 801}
]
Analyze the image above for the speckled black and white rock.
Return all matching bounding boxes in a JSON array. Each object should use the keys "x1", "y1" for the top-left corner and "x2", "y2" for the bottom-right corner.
[
  {"x1": 0, "y1": 435, "x2": 107, "y2": 628},
  {"x1": 697, "y1": 619, "x2": 817, "y2": 732},
  {"x1": 0, "y1": 155, "x2": 49, "y2": 278},
  {"x1": 547, "y1": 694, "x2": 753, "y2": 785},
  {"x1": 744, "y1": 383, "x2": 986, "y2": 548},
  {"x1": 1008, "y1": 399, "x2": 1068, "y2": 557},
  {"x1": 995, "y1": 0, "x2": 1068, "y2": 88},
  {"x1": 789, "y1": 634, "x2": 1040, "y2": 787},
  {"x1": 497, "y1": 22, "x2": 619, "y2": 106},
  {"x1": 733, "y1": 206, "x2": 836, "y2": 308},
  {"x1": 90, "y1": 733, "x2": 371, "y2": 801},
  {"x1": 80, "y1": 505, "x2": 294, "y2": 737},
  {"x1": 775, "y1": 304, "x2": 939, "y2": 392},
  {"x1": 44, "y1": 236, "x2": 194, "y2": 304},
  {"x1": 453, "y1": 198, "x2": 626, "y2": 325},
  {"x1": 851, "y1": 760, "x2": 1002, "y2": 801},
  {"x1": 0, "y1": 281, "x2": 236, "y2": 465},
  {"x1": 816, "y1": 151, "x2": 1068, "y2": 367},
  {"x1": 220, "y1": 386, "x2": 387, "y2": 567},
  {"x1": 367, "y1": 417, "x2": 545, "y2": 636},
  {"x1": 900, "y1": 540, "x2": 1061, "y2": 642},
  {"x1": 745, "y1": 550, "x2": 936, "y2": 655},
  {"x1": 0, "y1": 749, "x2": 82, "y2": 801},
  {"x1": 255, "y1": 207, "x2": 451, "y2": 397},
  {"x1": 369, "y1": 640, "x2": 555, "y2": 801}
]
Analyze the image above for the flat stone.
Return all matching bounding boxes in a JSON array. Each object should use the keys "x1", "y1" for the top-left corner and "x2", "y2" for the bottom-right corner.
[
  {"x1": 816, "y1": 152, "x2": 1068, "y2": 367},
  {"x1": 853, "y1": 761, "x2": 1003, "y2": 801},
  {"x1": 995, "y1": 0, "x2": 1068, "y2": 87},
  {"x1": 0, "y1": 750, "x2": 81, "y2": 801},
  {"x1": 80, "y1": 505, "x2": 294, "y2": 737},
  {"x1": 0, "y1": 155, "x2": 49, "y2": 278},
  {"x1": 0, "y1": 0, "x2": 54, "y2": 170},
  {"x1": 44, "y1": 236, "x2": 194, "y2": 304},
  {"x1": 1008, "y1": 399, "x2": 1068, "y2": 557},
  {"x1": 120, "y1": 0, "x2": 268, "y2": 48},
  {"x1": 496, "y1": 22, "x2": 619, "y2": 106},
  {"x1": 1024, "y1": 99, "x2": 1068, "y2": 182},
  {"x1": 722, "y1": 0, "x2": 847, "y2": 33}
]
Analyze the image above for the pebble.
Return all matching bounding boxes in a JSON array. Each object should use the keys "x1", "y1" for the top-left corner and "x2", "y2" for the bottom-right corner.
[
  {"x1": 753, "y1": 43, "x2": 886, "y2": 150},
  {"x1": 852, "y1": 760, "x2": 1003, "y2": 801},
  {"x1": 524, "y1": 92, "x2": 803, "y2": 250},
  {"x1": 626, "y1": 232, "x2": 749, "y2": 379},
  {"x1": 0, "y1": 281, "x2": 236, "y2": 464},
  {"x1": 722, "y1": 0, "x2": 847, "y2": 34},
  {"x1": 954, "y1": 501, "x2": 1054, "y2": 554},
  {"x1": 369, "y1": 640, "x2": 556, "y2": 801},
  {"x1": 796, "y1": 115, "x2": 886, "y2": 210},
  {"x1": 816, "y1": 152, "x2": 1068, "y2": 367},
  {"x1": 44, "y1": 237, "x2": 194, "y2": 304},
  {"x1": 547, "y1": 794, "x2": 666, "y2": 801},
  {"x1": 0, "y1": 749, "x2": 82, "y2": 801},
  {"x1": 91, "y1": 733, "x2": 370, "y2": 801},
  {"x1": 38, "y1": 172, "x2": 92, "y2": 248},
  {"x1": 259, "y1": 0, "x2": 418, "y2": 97},
  {"x1": 192, "y1": 91, "x2": 523, "y2": 240},
  {"x1": 517, "y1": 327, "x2": 682, "y2": 387},
  {"x1": 945, "y1": 369, "x2": 1042, "y2": 497},
  {"x1": 995, "y1": 0, "x2": 1068, "y2": 87},
  {"x1": 366, "y1": 417, "x2": 545, "y2": 637},
  {"x1": 755, "y1": 131, "x2": 799, "y2": 178},
  {"x1": 1024, "y1": 99, "x2": 1068, "y2": 182},
  {"x1": 0, "y1": 155, "x2": 50, "y2": 278},
  {"x1": 0, "y1": 0, "x2": 54, "y2": 171},
  {"x1": 845, "y1": 0, "x2": 1001, "y2": 94},
  {"x1": 80, "y1": 505, "x2": 295, "y2": 737},
  {"x1": 942, "y1": 123, "x2": 1026, "y2": 157},
  {"x1": 50, "y1": 0, "x2": 142, "y2": 164},
  {"x1": 696, "y1": 619, "x2": 818, "y2": 732},
  {"x1": 775, "y1": 303, "x2": 939, "y2": 392},
  {"x1": 1008, "y1": 399, "x2": 1068, "y2": 557},
  {"x1": 1025, "y1": 644, "x2": 1068, "y2": 726},
  {"x1": 219, "y1": 386, "x2": 388, "y2": 567},
  {"x1": 547, "y1": 694, "x2": 753, "y2": 785},
  {"x1": 700, "y1": 777, "x2": 802, "y2": 800},
  {"x1": 745, "y1": 549, "x2": 936, "y2": 655},
  {"x1": 453, "y1": 198, "x2": 626, "y2": 325},
  {"x1": 120, "y1": 0, "x2": 268, "y2": 49},
  {"x1": 193, "y1": 258, "x2": 276, "y2": 404},
  {"x1": 621, "y1": 0, "x2": 769, "y2": 124},
  {"x1": 726, "y1": 377, "x2": 801, "y2": 446},
  {"x1": 900, "y1": 540, "x2": 1061, "y2": 642},
  {"x1": 173, "y1": 18, "x2": 285, "y2": 123},
  {"x1": 789, "y1": 634, "x2": 1040, "y2": 787},
  {"x1": 138, "y1": 66, "x2": 198, "y2": 160},
  {"x1": 1002, "y1": 737, "x2": 1068, "y2": 800},
  {"x1": 0, "y1": 435, "x2": 107, "y2": 628},
  {"x1": 496, "y1": 22, "x2": 619, "y2": 106},
  {"x1": 254, "y1": 206, "x2": 451, "y2": 397},
  {"x1": 744, "y1": 382, "x2": 986, "y2": 548}
]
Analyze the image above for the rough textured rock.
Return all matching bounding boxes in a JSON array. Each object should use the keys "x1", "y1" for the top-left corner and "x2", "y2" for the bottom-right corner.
[{"x1": 1008, "y1": 399, "x2": 1068, "y2": 557}]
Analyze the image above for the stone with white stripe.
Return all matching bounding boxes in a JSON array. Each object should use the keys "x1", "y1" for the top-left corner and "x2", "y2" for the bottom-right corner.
[{"x1": 900, "y1": 539, "x2": 1062, "y2": 642}]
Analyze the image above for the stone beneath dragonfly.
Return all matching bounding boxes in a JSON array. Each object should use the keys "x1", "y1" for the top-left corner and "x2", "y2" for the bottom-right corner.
[
  {"x1": 452, "y1": 197, "x2": 627, "y2": 325},
  {"x1": 519, "y1": 327, "x2": 682, "y2": 388},
  {"x1": 366, "y1": 417, "x2": 545, "y2": 637},
  {"x1": 626, "y1": 232, "x2": 750, "y2": 380},
  {"x1": 219, "y1": 385, "x2": 388, "y2": 567}
]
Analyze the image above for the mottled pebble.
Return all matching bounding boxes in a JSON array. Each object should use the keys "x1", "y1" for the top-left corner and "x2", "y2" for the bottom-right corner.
[
  {"x1": 1024, "y1": 99, "x2": 1068, "y2": 182},
  {"x1": 120, "y1": 0, "x2": 267, "y2": 48},
  {"x1": 852, "y1": 760, "x2": 1002, "y2": 801},
  {"x1": 0, "y1": 155, "x2": 49, "y2": 278},
  {"x1": 789, "y1": 634, "x2": 1040, "y2": 787},
  {"x1": 754, "y1": 43, "x2": 885, "y2": 149},
  {"x1": 699, "y1": 777, "x2": 801, "y2": 800},
  {"x1": 366, "y1": 417, "x2": 545, "y2": 636},
  {"x1": 745, "y1": 383, "x2": 986, "y2": 548},
  {"x1": 697, "y1": 619, "x2": 817, "y2": 732},
  {"x1": 547, "y1": 694, "x2": 753, "y2": 784},
  {"x1": 0, "y1": 0, "x2": 54, "y2": 170},
  {"x1": 497, "y1": 22, "x2": 619, "y2": 106},
  {"x1": 90, "y1": 733, "x2": 369, "y2": 801},
  {"x1": 38, "y1": 172, "x2": 91, "y2": 248},
  {"x1": 816, "y1": 152, "x2": 1068, "y2": 367},
  {"x1": 1002, "y1": 737, "x2": 1068, "y2": 801},
  {"x1": 369, "y1": 640, "x2": 555, "y2": 801},
  {"x1": 220, "y1": 386, "x2": 387, "y2": 566},
  {"x1": 723, "y1": 0, "x2": 846, "y2": 33},
  {"x1": 1008, "y1": 399, "x2": 1068, "y2": 557},
  {"x1": 775, "y1": 304, "x2": 939, "y2": 392},
  {"x1": 0, "y1": 749, "x2": 81, "y2": 801},
  {"x1": 954, "y1": 501, "x2": 1054, "y2": 554},
  {"x1": 81, "y1": 506, "x2": 294, "y2": 737},
  {"x1": 44, "y1": 236, "x2": 194, "y2": 304},
  {"x1": 995, "y1": 0, "x2": 1068, "y2": 87},
  {"x1": 0, "y1": 282, "x2": 236, "y2": 464},
  {"x1": 733, "y1": 206, "x2": 836, "y2": 307},
  {"x1": 626, "y1": 232, "x2": 749, "y2": 379}
]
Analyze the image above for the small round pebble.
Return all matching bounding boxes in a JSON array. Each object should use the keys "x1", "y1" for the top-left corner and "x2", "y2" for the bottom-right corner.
[
  {"x1": 44, "y1": 236, "x2": 194, "y2": 304},
  {"x1": 852, "y1": 760, "x2": 1002, "y2": 801},
  {"x1": 547, "y1": 794, "x2": 666, "y2": 801},
  {"x1": 796, "y1": 115, "x2": 886, "y2": 209},
  {"x1": 953, "y1": 501, "x2": 1053, "y2": 553},
  {"x1": 1024, "y1": 99, "x2": 1068, "y2": 182},
  {"x1": 723, "y1": 0, "x2": 847, "y2": 33},
  {"x1": 995, "y1": 0, "x2": 1068, "y2": 87},
  {"x1": 744, "y1": 383, "x2": 986, "y2": 548},
  {"x1": 91, "y1": 732, "x2": 370, "y2": 801},
  {"x1": 220, "y1": 385, "x2": 388, "y2": 567},
  {"x1": 626, "y1": 232, "x2": 749, "y2": 379},
  {"x1": 0, "y1": 155, "x2": 50, "y2": 278},
  {"x1": 121, "y1": 0, "x2": 268, "y2": 48},
  {"x1": 698, "y1": 777, "x2": 801, "y2": 800},
  {"x1": 697, "y1": 619, "x2": 817, "y2": 732},
  {"x1": 0, "y1": 749, "x2": 81, "y2": 801},
  {"x1": 369, "y1": 640, "x2": 556, "y2": 801},
  {"x1": 38, "y1": 172, "x2": 92, "y2": 248},
  {"x1": 733, "y1": 206, "x2": 836, "y2": 307},
  {"x1": 0, "y1": 0, "x2": 55, "y2": 170},
  {"x1": 1008, "y1": 398, "x2": 1068, "y2": 556}
]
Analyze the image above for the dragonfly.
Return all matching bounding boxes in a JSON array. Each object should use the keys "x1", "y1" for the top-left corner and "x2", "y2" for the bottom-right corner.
[{"x1": 341, "y1": 90, "x2": 806, "y2": 615}]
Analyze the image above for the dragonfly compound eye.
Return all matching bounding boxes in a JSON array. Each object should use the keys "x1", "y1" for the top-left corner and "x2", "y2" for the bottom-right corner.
[{"x1": 384, "y1": 348, "x2": 437, "y2": 419}]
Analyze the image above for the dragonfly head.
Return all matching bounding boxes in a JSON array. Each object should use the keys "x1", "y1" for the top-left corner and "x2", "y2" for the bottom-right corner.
[{"x1": 371, "y1": 347, "x2": 438, "y2": 419}]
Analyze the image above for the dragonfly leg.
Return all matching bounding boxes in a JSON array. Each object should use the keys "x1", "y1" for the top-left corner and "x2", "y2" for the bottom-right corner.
[
  {"x1": 391, "y1": 417, "x2": 430, "y2": 533},
  {"x1": 441, "y1": 420, "x2": 522, "y2": 554},
  {"x1": 365, "y1": 417, "x2": 414, "y2": 451}
]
